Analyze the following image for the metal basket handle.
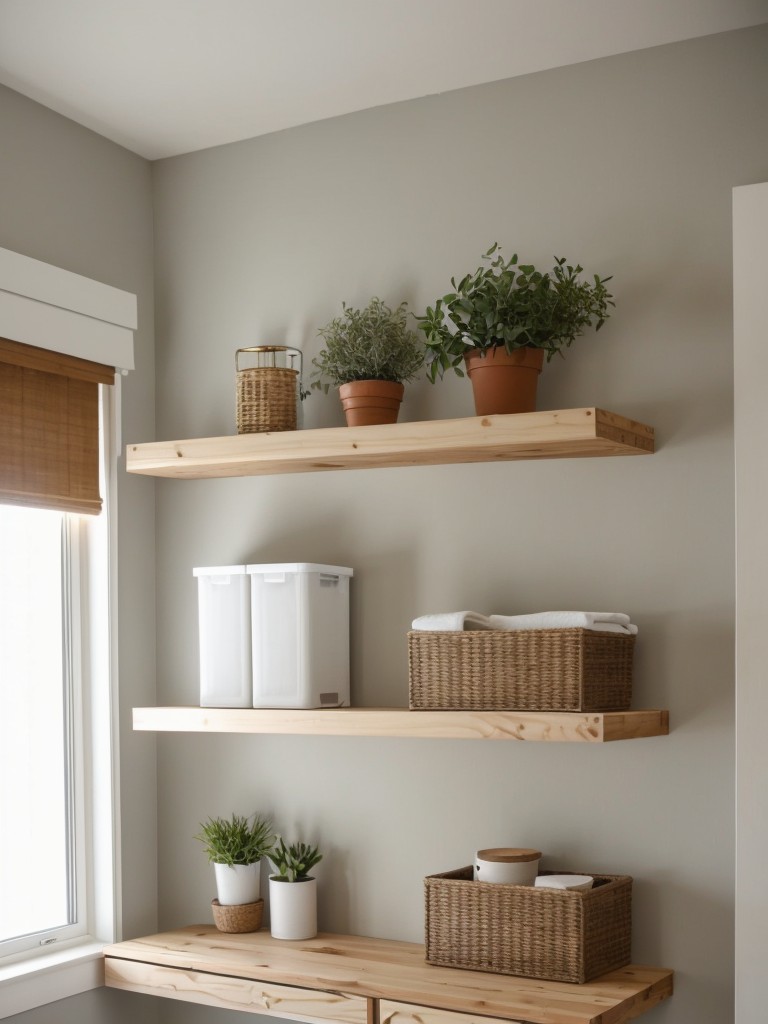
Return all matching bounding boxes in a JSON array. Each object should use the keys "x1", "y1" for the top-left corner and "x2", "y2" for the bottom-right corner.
[{"x1": 236, "y1": 345, "x2": 303, "y2": 376}]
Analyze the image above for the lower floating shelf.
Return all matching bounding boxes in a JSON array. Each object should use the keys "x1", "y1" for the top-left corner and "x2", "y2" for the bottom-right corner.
[
  {"x1": 132, "y1": 706, "x2": 669, "y2": 742},
  {"x1": 104, "y1": 927, "x2": 673, "y2": 1024}
]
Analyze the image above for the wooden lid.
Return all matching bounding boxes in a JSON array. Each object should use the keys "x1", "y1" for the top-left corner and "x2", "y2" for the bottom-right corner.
[{"x1": 476, "y1": 848, "x2": 541, "y2": 863}]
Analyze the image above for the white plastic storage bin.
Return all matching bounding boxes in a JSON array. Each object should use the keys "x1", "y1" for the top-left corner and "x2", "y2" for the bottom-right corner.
[
  {"x1": 194, "y1": 565, "x2": 252, "y2": 708},
  {"x1": 248, "y1": 563, "x2": 353, "y2": 708}
]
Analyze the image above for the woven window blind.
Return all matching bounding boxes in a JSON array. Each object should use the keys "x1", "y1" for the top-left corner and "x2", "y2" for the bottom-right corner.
[{"x1": 0, "y1": 337, "x2": 114, "y2": 515}]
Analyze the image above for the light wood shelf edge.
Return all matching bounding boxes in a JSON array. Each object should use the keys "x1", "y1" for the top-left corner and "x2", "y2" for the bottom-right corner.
[
  {"x1": 103, "y1": 927, "x2": 673, "y2": 1024},
  {"x1": 132, "y1": 706, "x2": 669, "y2": 742},
  {"x1": 125, "y1": 407, "x2": 654, "y2": 479}
]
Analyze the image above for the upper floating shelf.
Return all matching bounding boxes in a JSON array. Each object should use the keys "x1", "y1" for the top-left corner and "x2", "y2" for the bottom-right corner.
[{"x1": 126, "y1": 407, "x2": 654, "y2": 479}]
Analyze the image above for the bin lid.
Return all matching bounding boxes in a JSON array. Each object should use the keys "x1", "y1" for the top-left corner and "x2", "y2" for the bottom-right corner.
[
  {"x1": 246, "y1": 562, "x2": 353, "y2": 576},
  {"x1": 193, "y1": 565, "x2": 247, "y2": 576}
]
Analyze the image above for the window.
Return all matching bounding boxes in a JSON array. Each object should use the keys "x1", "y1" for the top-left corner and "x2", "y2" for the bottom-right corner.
[
  {"x1": 0, "y1": 505, "x2": 86, "y2": 957},
  {"x1": 0, "y1": 387, "x2": 119, "y2": 1013},
  {"x1": 0, "y1": 247, "x2": 134, "y2": 1015}
]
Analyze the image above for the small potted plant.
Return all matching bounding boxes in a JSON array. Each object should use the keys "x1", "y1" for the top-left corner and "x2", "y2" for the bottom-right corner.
[
  {"x1": 195, "y1": 812, "x2": 275, "y2": 908},
  {"x1": 311, "y1": 297, "x2": 424, "y2": 426},
  {"x1": 415, "y1": 244, "x2": 614, "y2": 415},
  {"x1": 268, "y1": 837, "x2": 323, "y2": 940}
]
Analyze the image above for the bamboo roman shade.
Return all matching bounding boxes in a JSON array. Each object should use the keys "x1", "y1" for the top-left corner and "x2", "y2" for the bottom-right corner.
[{"x1": 0, "y1": 337, "x2": 114, "y2": 515}]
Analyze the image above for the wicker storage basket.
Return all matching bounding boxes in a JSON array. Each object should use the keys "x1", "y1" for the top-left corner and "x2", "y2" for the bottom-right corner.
[
  {"x1": 408, "y1": 629, "x2": 634, "y2": 711},
  {"x1": 236, "y1": 346, "x2": 301, "y2": 434},
  {"x1": 425, "y1": 867, "x2": 632, "y2": 984},
  {"x1": 211, "y1": 897, "x2": 264, "y2": 933}
]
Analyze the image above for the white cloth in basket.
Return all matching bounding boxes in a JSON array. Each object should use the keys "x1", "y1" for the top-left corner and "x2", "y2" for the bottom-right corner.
[
  {"x1": 488, "y1": 611, "x2": 638, "y2": 635},
  {"x1": 411, "y1": 611, "x2": 493, "y2": 631}
]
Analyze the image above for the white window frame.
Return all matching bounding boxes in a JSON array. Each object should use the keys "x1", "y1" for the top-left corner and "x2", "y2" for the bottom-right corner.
[
  {"x1": 0, "y1": 511, "x2": 89, "y2": 961},
  {"x1": 0, "y1": 388, "x2": 124, "y2": 1020},
  {"x1": 0, "y1": 248, "x2": 133, "y2": 1017}
]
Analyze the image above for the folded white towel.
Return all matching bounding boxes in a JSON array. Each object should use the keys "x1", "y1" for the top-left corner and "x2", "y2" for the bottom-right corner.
[
  {"x1": 572, "y1": 621, "x2": 638, "y2": 635},
  {"x1": 534, "y1": 874, "x2": 594, "y2": 891},
  {"x1": 487, "y1": 611, "x2": 638, "y2": 635},
  {"x1": 411, "y1": 611, "x2": 493, "y2": 632}
]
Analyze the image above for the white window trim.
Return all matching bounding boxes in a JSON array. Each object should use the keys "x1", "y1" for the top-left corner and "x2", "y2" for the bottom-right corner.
[
  {"x1": 0, "y1": 245, "x2": 136, "y2": 371},
  {"x1": 0, "y1": 943, "x2": 106, "y2": 1018},
  {"x1": 0, "y1": 249, "x2": 133, "y2": 1017},
  {"x1": 0, "y1": 388, "x2": 122, "y2": 1018}
]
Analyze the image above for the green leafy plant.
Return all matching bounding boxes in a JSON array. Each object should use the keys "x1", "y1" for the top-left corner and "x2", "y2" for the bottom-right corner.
[
  {"x1": 268, "y1": 837, "x2": 323, "y2": 882},
  {"x1": 311, "y1": 297, "x2": 424, "y2": 392},
  {"x1": 195, "y1": 813, "x2": 275, "y2": 867},
  {"x1": 415, "y1": 244, "x2": 614, "y2": 382}
]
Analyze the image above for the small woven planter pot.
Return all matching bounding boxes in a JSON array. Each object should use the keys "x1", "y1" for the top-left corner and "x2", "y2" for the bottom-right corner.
[
  {"x1": 211, "y1": 897, "x2": 264, "y2": 933},
  {"x1": 408, "y1": 628, "x2": 634, "y2": 712},
  {"x1": 425, "y1": 867, "x2": 632, "y2": 984}
]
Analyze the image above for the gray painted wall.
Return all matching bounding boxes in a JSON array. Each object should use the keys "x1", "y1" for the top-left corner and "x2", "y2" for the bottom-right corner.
[
  {"x1": 2, "y1": 22, "x2": 767, "y2": 1024},
  {"x1": 150, "y1": 26, "x2": 768, "y2": 1024},
  {"x1": 0, "y1": 86, "x2": 158, "y2": 1023}
]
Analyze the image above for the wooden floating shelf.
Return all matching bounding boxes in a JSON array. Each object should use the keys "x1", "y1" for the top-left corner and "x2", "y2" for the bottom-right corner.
[
  {"x1": 125, "y1": 407, "x2": 654, "y2": 479},
  {"x1": 104, "y1": 926, "x2": 673, "y2": 1024},
  {"x1": 133, "y1": 706, "x2": 669, "y2": 742}
]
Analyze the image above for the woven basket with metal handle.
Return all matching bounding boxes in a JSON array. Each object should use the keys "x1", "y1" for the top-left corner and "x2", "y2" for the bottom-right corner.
[{"x1": 236, "y1": 345, "x2": 302, "y2": 433}]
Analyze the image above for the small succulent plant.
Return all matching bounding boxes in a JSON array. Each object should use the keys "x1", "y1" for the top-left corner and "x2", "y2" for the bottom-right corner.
[{"x1": 268, "y1": 838, "x2": 323, "y2": 882}]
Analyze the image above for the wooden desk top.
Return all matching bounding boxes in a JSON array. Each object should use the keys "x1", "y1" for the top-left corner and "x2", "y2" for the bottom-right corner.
[{"x1": 104, "y1": 926, "x2": 672, "y2": 1024}]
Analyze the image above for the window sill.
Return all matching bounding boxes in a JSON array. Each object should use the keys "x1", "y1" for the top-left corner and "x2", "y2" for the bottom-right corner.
[{"x1": 0, "y1": 939, "x2": 105, "y2": 1019}]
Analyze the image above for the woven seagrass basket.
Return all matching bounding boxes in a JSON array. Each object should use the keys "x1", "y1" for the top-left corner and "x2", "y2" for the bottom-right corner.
[
  {"x1": 236, "y1": 346, "x2": 301, "y2": 434},
  {"x1": 425, "y1": 867, "x2": 632, "y2": 984},
  {"x1": 408, "y1": 628, "x2": 634, "y2": 711},
  {"x1": 211, "y1": 897, "x2": 264, "y2": 933}
]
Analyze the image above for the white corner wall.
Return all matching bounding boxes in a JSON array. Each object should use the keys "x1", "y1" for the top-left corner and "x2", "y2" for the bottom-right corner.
[
  {"x1": 149, "y1": 26, "x2": 768, "y2": 1024},
  {"x1": 734, "y1": 181, "x2": 768, "y2": 1022}
]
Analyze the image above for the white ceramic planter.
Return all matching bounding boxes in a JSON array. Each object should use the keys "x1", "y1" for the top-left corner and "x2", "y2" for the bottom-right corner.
[
  {"x1": 214, "y1": 861, "x2": 261, "y2": 906},
  {"x1": 269, "y1": 877, "x2": 317, "y2": 940}
]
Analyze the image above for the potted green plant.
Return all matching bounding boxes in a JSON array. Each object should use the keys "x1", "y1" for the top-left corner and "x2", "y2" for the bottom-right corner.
[
  {"x1": 195, "y1": 812, "x2": 275, "y2": 908},
  {"x1": 268, "y1": 838, "x2": 323, "y2": 940},
  {"x1": 311, "y1": 297, "x2": 424, "y2": 426},
  {"x1": 415, "y1": 244, "x2": 614, "y2": 415}
]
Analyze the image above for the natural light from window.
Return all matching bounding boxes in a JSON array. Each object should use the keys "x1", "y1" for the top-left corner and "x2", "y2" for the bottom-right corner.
[{"x1": 0, "y1": 504, "x2": 72, "y2": 943}]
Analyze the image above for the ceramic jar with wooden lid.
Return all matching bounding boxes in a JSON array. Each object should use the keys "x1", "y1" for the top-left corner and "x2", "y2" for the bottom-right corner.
[{"x1": 474, "y1": 848, "x2": 541, "y2": 885}]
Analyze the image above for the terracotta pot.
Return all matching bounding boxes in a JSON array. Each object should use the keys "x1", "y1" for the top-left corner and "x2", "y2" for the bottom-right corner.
[
  {"x1": 338, "y1": 380, "x2": 404, "y2": 427},
  {"x1": 464, "y1": 346, "x2": 545, "y2": 415}
]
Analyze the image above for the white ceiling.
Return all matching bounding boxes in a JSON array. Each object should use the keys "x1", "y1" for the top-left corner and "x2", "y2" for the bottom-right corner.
[{"x1": 0, "y1": 0, "x2": 766, "y2": 160}]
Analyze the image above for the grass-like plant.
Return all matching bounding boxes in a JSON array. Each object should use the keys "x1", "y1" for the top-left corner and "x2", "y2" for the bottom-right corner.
[
  {"x1": 268, "y1": 838, "x2": 323, "y2": 882},
  {"x1": 311, "y1": 297, "x2": 424, "y2": 391},
  {"x1": 416, "y1": 244, "x2": 614, "y2": 382},
  {"x1": 195, "y1": 812, "x2": 275, "y2": 867}
]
